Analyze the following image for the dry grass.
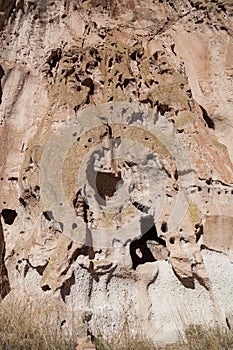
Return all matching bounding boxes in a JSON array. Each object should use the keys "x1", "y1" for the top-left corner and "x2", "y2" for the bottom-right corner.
[
  {"x1": 94, "y1": 323, "x2": 233, "y2": 350},
  {"x1": 94, "y1": 335, "x2": 157, "y2": 350},
  {"x1": 0, "y1": 298, "x2": 76, "y2": 350},
  {"x1": 0, "y1": 299, "x2": 233, "y2": 350},
  {"x1": 182, "y1": 324, "x2": 233, "y2": 350}
]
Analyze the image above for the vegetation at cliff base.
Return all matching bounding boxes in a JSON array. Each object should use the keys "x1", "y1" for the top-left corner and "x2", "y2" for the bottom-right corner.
[
  {"x1": 0, "y1": 301, "x2": 233, "y2": 350},
  {"x1": 95, "y1": 324, "x2": 233, "y2": 350}
]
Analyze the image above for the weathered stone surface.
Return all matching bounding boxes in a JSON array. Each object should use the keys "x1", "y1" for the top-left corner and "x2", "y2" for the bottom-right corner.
[
  {"x1": 203, "y1": 215, "x2": 233, "y2": 258},
  {"x1": 0, "y1": 0, "x2": 233, "y2": 346}
]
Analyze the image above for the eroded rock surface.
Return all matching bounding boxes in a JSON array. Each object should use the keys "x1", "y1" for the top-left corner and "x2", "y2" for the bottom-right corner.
[{"x1": 0, "y1": 0, "x2": 233, "y2": 345}]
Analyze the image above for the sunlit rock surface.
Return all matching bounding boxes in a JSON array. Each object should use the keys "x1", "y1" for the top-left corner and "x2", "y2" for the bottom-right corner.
[{"x1": 0, "y1": 0, "x2": 233, "y2": 345}]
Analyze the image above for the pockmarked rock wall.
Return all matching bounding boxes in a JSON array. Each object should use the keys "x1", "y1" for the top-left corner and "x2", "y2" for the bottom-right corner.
[{"x1": 0, "y1": 0, "x2": 233, "y2": 345}]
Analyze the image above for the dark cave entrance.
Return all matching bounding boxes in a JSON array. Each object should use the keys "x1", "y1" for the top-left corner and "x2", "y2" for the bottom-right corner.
[
  {"x1": 130, "y1": 216, "x2": 166, "y2": 270},
  {"x1": 1, "y1": 209, "x2": 17, "y2": 225},
  {"x1": 96, "y1": 171, "x2": 123, "y2": 201},
  {"x1": 0, "y1": 218, "x2": 10, "y2": 298}
]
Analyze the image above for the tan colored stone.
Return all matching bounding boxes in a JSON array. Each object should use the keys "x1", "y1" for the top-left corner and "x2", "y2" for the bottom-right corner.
[
  {"x1": 1, "y1": 0, "x2": 233, "y2": 346},
  {"x1": 203, "y1": 215, "x2": 233, "y2": 258},
  {"x1": 170, "y1": 254, "x2": 193, "y2": 281}
]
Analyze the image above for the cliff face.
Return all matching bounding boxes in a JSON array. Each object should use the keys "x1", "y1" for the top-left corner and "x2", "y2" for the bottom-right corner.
[{"x1": 0, "y1": 0, "x2": 233, "y2": 345}]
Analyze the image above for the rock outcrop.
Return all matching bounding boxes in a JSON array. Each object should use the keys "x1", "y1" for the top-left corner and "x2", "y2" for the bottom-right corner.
[{"x1": 0, "y1": 0, "x2": 233, "y2": 345}]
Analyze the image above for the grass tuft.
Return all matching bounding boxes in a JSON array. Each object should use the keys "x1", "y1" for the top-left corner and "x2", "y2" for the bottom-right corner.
[
  {"x1": 94, "y1": 323, "x2": 233, "y2": 350},
  {"x1": 0, "y1": 298, "x2": 76, "y2": 350},
  {"x1": 184, "y1": 324, "x2": 233, "y2": 350}
]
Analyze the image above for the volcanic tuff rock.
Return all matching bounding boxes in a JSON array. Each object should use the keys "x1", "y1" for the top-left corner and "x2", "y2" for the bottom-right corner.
[{"x1": 0, "y1": 0, "x2": 233, "y2": 345}]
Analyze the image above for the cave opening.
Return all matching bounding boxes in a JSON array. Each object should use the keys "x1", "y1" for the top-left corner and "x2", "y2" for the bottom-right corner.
[
  {"x1": 161, "y1": 221, "x2": 168, "y2": 233},
  {"x1": 200, "y1": 105, "x2": 215, "y2": 129},
  {"x1": 60, "y1": 272, "x2": 75, "y2": 302},
  {"x1": 1, "y1": 209, "x2": 17, "y2": 225},
  {"x1": 130, "y1": 216, "x2": 166, "y2": 270},
  {"x1": 0, "y1": 64, "x2": 4, "y2": 105},
  {"x1": 96, "y1": 171, "x2": 123, "y2": 201},
  {"x1": 0, "y1": 218, "x2": 10, "y2": 298}
]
